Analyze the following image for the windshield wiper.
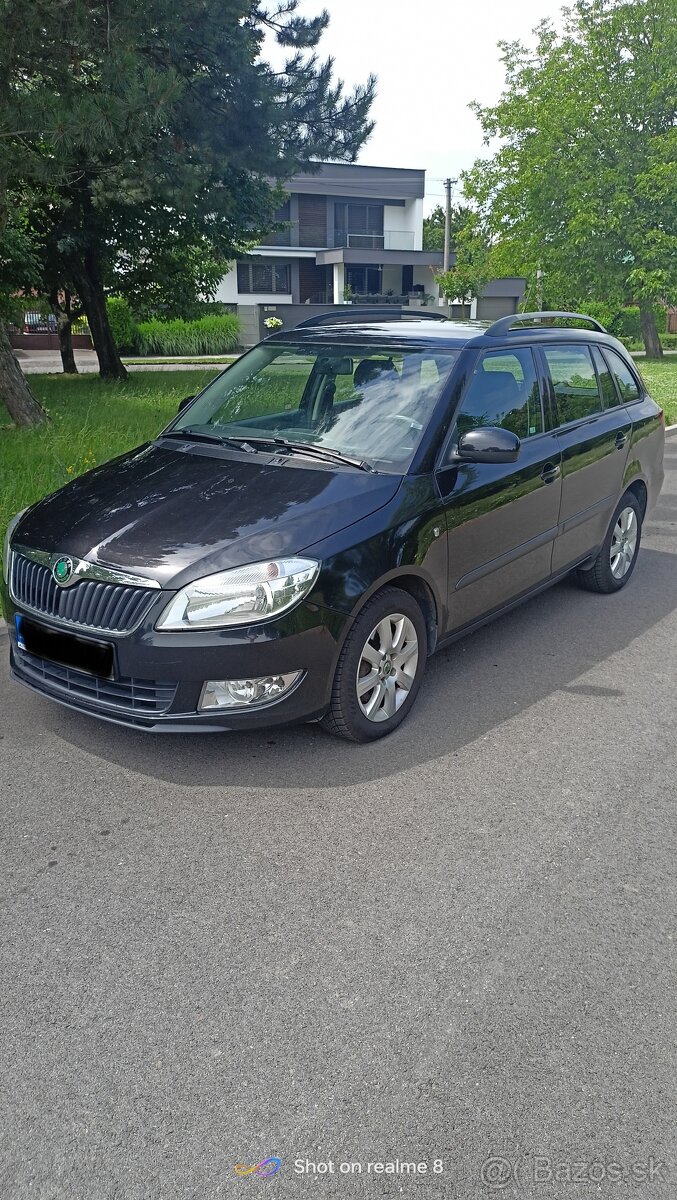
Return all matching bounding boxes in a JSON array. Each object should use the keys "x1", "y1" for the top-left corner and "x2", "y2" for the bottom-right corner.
[
  {"x1": 163, "y1": 430, "x2": 375, "y2": 472},
  {"x1": 280, "y1": 441, "x2": 376, "y2": 472},
  {"x1": 161, "y1": 429, "x2": 228, "y2": 447},
  {"x1": 222, "y1": 435, "x2": 375, "y2": 472},
  {"x1": 160, "y1": 429, "x2": 260, "y2": 452}
]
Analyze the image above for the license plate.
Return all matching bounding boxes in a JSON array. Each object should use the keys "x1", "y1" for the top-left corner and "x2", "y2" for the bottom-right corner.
[{"x1": 15, "y1": 615, "x2": 115, "y2": 679}]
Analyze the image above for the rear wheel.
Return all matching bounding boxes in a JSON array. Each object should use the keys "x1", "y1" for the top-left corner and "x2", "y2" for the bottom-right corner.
[
  {"x1": 576, "y1": 493, "x2": 643, "y2": 593},
  {"x1": 321, "y1": 587, "x2": 427, "y2": 742}
]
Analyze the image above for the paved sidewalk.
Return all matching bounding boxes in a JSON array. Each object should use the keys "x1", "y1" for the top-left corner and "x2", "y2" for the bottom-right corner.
[{"x1": 15, "y1": 349, "x2": 234, "y2": 374}]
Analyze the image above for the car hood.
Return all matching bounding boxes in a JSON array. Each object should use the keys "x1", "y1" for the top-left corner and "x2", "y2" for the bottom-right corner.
[{"x1": 14, "y1": 442, "x2": 402, "y2": 589}]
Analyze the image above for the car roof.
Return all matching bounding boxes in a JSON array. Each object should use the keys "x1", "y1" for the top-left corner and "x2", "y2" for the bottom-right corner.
[{"x1": 264, "y1": 318, "x2": 627, "y2": 353}]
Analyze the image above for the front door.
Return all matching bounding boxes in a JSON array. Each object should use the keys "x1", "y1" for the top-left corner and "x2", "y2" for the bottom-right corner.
[
  {"x1": 541, "y1": 343, "x2": 632, "y2": 573},
  {"x1": 436, "y1": 346, "x2": 562, "y2": 633}
]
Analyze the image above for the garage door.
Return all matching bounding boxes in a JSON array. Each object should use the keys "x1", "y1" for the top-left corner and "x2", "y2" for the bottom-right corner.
[{"x1": 476, "y1": 297, "x2": 518, "y2": 320}]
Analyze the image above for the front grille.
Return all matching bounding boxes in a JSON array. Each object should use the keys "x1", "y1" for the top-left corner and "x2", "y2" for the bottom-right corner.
[
  {"x1": 14, "y1": 648, "x2": 177, "y2": 717},
  {"x1": 11, "y1": 553, "x2": 156, "y2": 634}
]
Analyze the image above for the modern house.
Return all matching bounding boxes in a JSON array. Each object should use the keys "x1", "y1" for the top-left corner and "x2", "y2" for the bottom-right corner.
[
  {"x1": 215, "y1": 161, "x2": 527, "y2": 343},
  {"x1": 216, "y1": 162, "x2": 443, "y2": 307}
]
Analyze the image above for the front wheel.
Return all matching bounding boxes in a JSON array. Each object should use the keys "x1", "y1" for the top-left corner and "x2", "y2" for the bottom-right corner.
[
  {"x1": 321, "y1": 587, "x2": 428, "y2": 742},
  {"x1": 576, "y1": 493, "x2": 643, "y2": 593}
]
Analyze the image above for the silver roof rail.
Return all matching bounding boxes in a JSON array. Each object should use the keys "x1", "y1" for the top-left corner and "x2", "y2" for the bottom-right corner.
[
  {"x1": 295, "y1": 307, "x2": 448, "y2": 328},
  {"x1": 486, "y1": 311, "x2": 607, "y2": 337}
]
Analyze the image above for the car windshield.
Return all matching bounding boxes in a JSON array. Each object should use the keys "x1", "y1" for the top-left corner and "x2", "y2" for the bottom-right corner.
[{"x1": 166, "y1": 341, "x2": 459, "y2": 471}]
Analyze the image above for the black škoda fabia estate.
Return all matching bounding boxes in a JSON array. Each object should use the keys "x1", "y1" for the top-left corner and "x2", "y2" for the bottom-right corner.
[{"x1": 3, "y1": 312, "x2": 665, "y2": 741}]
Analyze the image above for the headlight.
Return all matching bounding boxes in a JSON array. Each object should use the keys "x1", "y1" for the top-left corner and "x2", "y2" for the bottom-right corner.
[
  {"x1": 155, "y1": 557, "x2": 320, "y2": 631},
  {"x1": 3, "y1": 508, "x2": 27, "y2": 585}
]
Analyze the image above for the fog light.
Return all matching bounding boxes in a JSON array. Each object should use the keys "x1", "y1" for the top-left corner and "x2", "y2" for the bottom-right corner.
[{"x1": 199, "y1": 671, "x2": 302, "y2": 710}]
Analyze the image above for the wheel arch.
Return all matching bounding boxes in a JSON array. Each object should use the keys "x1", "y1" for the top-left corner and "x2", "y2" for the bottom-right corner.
[
  {"x1": 623, "y1": 477, "x2": 648, "y2": 517},
  {"x1": 345, "y1": 569, "x2": 441, "y2": 657}
]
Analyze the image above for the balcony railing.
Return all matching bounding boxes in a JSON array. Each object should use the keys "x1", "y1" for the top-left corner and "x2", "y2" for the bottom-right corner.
[
  {"x1": 335, "y1": 231, "x2": 416, "y2": 251},
  {"x1": 257, "y1": 228, "x2": 418, "y2": 252}
]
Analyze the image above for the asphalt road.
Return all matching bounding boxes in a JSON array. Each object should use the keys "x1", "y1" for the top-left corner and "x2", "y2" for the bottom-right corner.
[{"x1": 1, "y1": 440, "x2": 676, "y2": 1200}]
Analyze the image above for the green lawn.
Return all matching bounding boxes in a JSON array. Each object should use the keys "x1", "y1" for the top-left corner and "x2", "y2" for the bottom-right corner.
[
  {"x1": 0, "y1": 369, "x2": 221, "y2": 540},
  {"x1": 1, "y1": 358, "x2": 676, "y2": 556}
]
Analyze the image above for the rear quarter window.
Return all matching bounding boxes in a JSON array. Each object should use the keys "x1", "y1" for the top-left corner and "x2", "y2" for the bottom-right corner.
[
  {"x1": 602, "y1": 347, "x2": 642, "y2": 403},
  {"x1": 543, "y1": 345, "x2": 602, "y2": 424}
]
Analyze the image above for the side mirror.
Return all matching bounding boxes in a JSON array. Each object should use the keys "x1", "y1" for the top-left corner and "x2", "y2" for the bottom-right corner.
[
  {"x1": 456, "y1": 426, "x2": 520, "y2": 464},
  {"x1": 177, "y1": 395, "x2": 195, "y2": 414}
]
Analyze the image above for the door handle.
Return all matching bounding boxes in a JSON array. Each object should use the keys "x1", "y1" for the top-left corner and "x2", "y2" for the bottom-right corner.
[
  {"x1": 540, "y1": 462, "x2": 560, "y2": 483},
  {"x1": 615, "y1": 431, "x2": 628, "y2": 449}
]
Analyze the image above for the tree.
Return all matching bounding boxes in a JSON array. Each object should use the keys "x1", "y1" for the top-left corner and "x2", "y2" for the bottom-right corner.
[
  {"x1": 462, "y1": 0, "x2": 677, "y2": 357},
  {"x1": 434, "y1": 221, "x2": 491, "y2": 317},
  {"x1": 1, "y1": 0, "x2": 375, "y2": 390},
  {"x1": 0, "y1": 193, "x2": 49, "y2": 425},
  {"x1": 423, "y1": 204, "x2": 474, "y2": 252}
]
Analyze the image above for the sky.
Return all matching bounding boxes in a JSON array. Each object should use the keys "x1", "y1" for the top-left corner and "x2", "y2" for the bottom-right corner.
[{"x1": 271, "y1": 0, "x2": 566, "y2": 212}]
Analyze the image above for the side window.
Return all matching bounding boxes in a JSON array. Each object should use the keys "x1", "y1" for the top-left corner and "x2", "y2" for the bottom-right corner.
[
  {"x1": 591, "y1": 346, "x2": 620, "y2": 408},
  {"x1": 603, "y1": 347, "x2": 641, "y2": 404},
  {"x1": 543, "y1": 345, "x2": 602, "y2": 425},
  {"x1": 455, "y1": 348, "x2": 543, "y2": 440}
]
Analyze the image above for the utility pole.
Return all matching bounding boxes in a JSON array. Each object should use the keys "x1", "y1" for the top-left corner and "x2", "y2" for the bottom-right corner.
[
  {"x1": 536, "y1": 265, "x2": 544, "y2": 312},
  {"x1": 443, "y1": 178, "x2": 453, "y2": 274}
]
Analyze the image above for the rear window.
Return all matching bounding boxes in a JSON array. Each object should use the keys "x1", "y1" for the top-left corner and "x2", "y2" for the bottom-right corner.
[
  {"x1": 543, "y1": 345, "x2": 602, "y2": 424},
  {"x1": 603, "y1": 348, "x2": 641, "y2": 404}
]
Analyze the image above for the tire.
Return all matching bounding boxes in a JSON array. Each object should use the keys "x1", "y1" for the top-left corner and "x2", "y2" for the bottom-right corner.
[
  {"x1": 576, "y1": 492, "x2": 643, "y2": 594},
  {"x1": 321, "y1": 586, "x2": 428, "y2": 742}
]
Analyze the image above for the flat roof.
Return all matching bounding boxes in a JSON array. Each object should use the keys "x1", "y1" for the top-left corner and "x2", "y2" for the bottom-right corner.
[{"x1": 284, "y1": 161, "x2": 426, "y2": 201}]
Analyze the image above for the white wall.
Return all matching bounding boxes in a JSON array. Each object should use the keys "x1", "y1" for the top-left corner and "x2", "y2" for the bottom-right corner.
[
  {"x1": 413, "y1": 264, "x2": 438, "y2": 298},
  {"x1": 333, "y1": 262, "x2": 346, "y2": 304},
  {"x1": 215, "y1": 266, "x2": 239, "y2": 303},
  {"x1": 383, "y1": 198, "x2": 423, "y2": 250},
  {"x1": 243, "y1": 294, "x2": 293, "y2": 305}
]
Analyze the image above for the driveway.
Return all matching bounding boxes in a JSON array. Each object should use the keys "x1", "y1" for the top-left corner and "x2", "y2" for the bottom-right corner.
[{"x1": 1, "y1": 440, "x2": 676, "y2": 1199}]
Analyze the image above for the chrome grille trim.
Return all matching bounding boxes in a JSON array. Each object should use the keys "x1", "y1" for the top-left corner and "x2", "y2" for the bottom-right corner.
[
  {"x1": 10, "y1": 551, "x2": 158, "y2": 634},
  {"x1": 12, "y1": 544, "x2": 161, "y2": 589}
]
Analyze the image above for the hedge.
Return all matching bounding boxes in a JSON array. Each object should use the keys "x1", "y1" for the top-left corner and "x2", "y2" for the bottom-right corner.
[{"x1": 134, "y1": 314, "x2": 240, "y2": 356}]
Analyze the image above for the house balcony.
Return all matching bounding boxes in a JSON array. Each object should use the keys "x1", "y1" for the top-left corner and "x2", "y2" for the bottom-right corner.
[{"x1": 333, "y1": 231, "x2": 416, "y2": 251}]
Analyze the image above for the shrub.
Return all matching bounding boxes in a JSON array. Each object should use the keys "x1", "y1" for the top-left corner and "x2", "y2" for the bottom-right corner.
[
  {"x1": 106, "y1": 297, "x2": 138, "y2": 351},
  {"x1": 133, "y1": 313, "x2": 240, "y2": 356}
]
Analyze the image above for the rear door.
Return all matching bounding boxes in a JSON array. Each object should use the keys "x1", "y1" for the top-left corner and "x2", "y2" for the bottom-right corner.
[
  {"x1": 436, "y1": 345, "x2": 562, "y2": 632},
  {"x1": 541, "y1": 343, "x2": 632, "y2": 573}
]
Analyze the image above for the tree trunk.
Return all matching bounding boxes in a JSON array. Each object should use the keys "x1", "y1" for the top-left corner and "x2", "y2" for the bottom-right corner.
[
  {"x1": 0, "y1": 321, "x2": 49, "y2": 427},
  {"x1": 640, "y1": 303, "x2": 663, "y2": 360},
  {"x1": 49, "y1": 293, "x2": 78, "y2": 374},
  {"x1": 72, "y1": 251, "x2": 127, "y2": 380}
]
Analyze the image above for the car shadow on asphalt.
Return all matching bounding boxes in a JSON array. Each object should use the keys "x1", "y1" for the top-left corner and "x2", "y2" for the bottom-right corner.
[{"x1": 40, "y1": 545, "x2": 677, "y2": 789}]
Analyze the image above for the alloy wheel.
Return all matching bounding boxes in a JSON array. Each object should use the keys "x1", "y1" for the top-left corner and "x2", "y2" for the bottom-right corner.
[
  {"x1": 355, "y1": 612, "x2": 419, "y2": 723},
  {"x1": 610, "y1": 505, "x2": 638, "y2": 579}
]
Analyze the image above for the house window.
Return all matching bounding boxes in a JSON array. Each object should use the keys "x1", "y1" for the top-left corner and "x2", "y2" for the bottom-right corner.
[
  {"x1": 346, "y1": 265, "x2": 383, "y2": 295},
  {"x1": 335, "y1": 203, "x2": 384, "y2": 248},
  {"x1": 237, "y1": 260, "x2": 291, "y2": 295}
]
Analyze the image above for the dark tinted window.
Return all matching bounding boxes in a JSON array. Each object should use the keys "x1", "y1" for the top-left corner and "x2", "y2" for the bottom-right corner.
[
  {"x1": 544, "y1": 345, "x2": 602, "y2": 424},
  {"x1": 603, "y1": 347, "x2": 641, "y2": 403},
  {"x1": 591, "y1": 346, "x2": 620, "y2": 407},
  {"x1": 236, "y1": 260, "x2": 291, "y2": 295},
  {"x1": 456, "y1": 348, "x2": 543, "y2": 439}
]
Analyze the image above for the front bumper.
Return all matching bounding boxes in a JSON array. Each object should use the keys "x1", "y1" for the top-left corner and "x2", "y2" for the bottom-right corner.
[{"x1": 6, "y1": 593, "x2": 350, "y2": 732}]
